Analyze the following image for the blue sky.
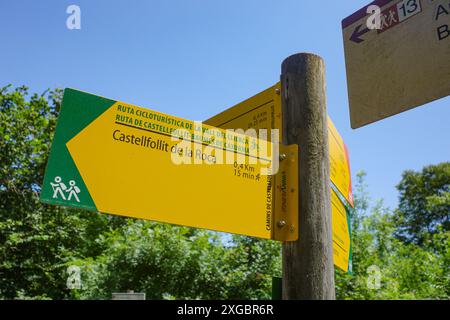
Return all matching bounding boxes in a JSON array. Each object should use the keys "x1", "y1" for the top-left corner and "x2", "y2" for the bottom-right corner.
[{"x1": 1, "y1": 0, "x2": 449, "y2": 209}]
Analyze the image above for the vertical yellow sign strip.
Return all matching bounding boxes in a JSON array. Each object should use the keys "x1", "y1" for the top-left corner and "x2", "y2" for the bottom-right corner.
[{"x1": 273, "y1": 144, "x2": 298, "y2": 242}]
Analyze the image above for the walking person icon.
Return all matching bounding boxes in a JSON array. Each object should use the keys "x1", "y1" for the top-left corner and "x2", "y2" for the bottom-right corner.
[
  {"x1": 66, "y1": 180, "x2": 81, "y2": 202},
  {"x1": 50, "y1": 176, "x2": 67, "y2": 200}
]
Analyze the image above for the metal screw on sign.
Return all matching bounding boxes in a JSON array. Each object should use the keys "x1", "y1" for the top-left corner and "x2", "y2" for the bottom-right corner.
[{"x1": 277, "y1": 220, "x2": 287, "y2": 228}]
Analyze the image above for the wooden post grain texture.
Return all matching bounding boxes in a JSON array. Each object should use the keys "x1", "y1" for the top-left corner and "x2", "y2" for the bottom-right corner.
[{"x1": 281, "y1": 53, "x2": 335, "y2": 300}]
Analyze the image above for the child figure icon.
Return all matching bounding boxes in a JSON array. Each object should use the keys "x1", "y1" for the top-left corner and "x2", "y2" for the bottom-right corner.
[
  {"x1": 50, "y1": 176, "x2": 67, "y2": 200},
  {"x1": 67, "y1": 180, "x2": 81, "y2": 202}
]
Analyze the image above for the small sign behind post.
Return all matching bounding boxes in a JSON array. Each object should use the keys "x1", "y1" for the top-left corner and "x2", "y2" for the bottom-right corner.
[
  {"x1": 40, "y1": 89, "x2": 298, "y2": 241},
  {"x1": 206, "y1": 83, "x2": 283, "y2": 141},
  {"x1": 342, "y1": 0, "x2": 450, "y2": 128}
]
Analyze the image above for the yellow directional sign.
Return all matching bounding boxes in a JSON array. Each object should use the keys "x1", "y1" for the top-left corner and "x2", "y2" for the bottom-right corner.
[
  {"x1": 342, "y1": 0, "x2": 450, "y2": 128},
  {"x1": 206, "y1": 82, "x2": 283, "y2": 142},
  {"x1": 40, "y1": 88, "x2": 298, "y2": 241},
  {"x1": 328, "y1": 117, "x2": 354, "y2": 207},
  {"x1": 206, "y1": 83, "x2": 354, "y2": 272}
]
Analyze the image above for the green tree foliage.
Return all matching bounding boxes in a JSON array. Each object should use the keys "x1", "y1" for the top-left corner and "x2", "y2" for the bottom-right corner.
[
  {"x1": 394, "y1": 163, "x2": 450, "y2": 245},
  {"x1": 1, "y1": 85, "x2": 448, "y2": 300},
  {"x1": 71, "y1": 223, "x2": 281, "y2": 300},
  {"x1": 335, "y1": 172, "x2": 450, "y2": 299},
  {"x1": 0, "y1": 85, "x2": 112, "y2": 299},
  {"x1": 0, "y1": 85, "x2": 280, "y2": 299}
]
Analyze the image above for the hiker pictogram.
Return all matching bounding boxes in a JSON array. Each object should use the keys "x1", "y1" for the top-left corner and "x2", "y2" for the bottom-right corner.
[
  {"x1": 67, "y1": 180, "x2": 81, "y2": 202},
  {"x1": 50, "y1": 176, "x2": 67, "y2": 200},
  {"x1": 50, "y1": 177, "x2": 80, "y2": 202}
]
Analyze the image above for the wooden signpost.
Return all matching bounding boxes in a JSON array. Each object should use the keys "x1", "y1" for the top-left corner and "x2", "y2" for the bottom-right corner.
[
  {"x1": 343, "y1": 0, "x2": 450, "y2": 128},
  {"x1": 280, "y1": 53, "x2": 335, "y2": 299}
]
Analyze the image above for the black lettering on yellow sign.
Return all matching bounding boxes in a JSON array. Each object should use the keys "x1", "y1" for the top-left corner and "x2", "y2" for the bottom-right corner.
[{"x1": 112, "y1": 129, "x2": 170, "y2": 152}]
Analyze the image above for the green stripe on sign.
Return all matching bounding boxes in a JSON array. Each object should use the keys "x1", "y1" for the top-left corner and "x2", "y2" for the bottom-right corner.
[{"x1": 40, "y1": 88, "x2": 116, "y2": 211}]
